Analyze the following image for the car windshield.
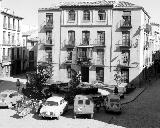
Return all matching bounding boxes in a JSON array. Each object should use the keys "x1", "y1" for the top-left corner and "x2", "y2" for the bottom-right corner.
[
  {"x1": 0, "y1": 94, "x2": 7, "y2": 98},
  {"x1": 45, "y1": 101, "x2": 58, "y2": 106}
]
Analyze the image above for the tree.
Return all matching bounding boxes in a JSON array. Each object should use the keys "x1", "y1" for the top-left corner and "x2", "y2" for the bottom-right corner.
[{"x1": 24, "y1": 62, "x2": 54, "y2": 99}]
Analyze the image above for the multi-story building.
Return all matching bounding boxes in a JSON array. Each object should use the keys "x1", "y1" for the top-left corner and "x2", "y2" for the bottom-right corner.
[
  {"x1": 38, "y1": 0, "x2": 152, "y2": 88},
  {"x1": 0, "y1": 1, "x2": 24, "y2": 77}
]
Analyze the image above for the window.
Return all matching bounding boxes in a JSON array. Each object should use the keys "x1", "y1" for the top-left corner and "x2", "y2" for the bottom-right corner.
[
  {"x1": 8, "y1": 48, "x2": 11, "y2": 56},
  {"x1": 68, "y1": 31, "x2": 75, "y2": 45},
  {"x1": 67, "y1": 66, "x2": 71, "y2": 78},
  {"x1": 29, "y1": 51, "x2": 34, "y2": 60},
  {"x1": 122, "y1": 31, "x2": 130, "y2": 46},
  {"x1": 17, "y1": 48, "x2": 19, "y2": 59},
  {"x1": 121, "y1": 69, "x2": 129, "y2": 83},
  {"x1": 8, "y1": 32, "x2": 10, "y2": 44},
  {"x1": 8, "y1": 17, "x2": 10, "y2": 29},
  {"x1": 13, "y1": 19, "x2": 15, "y2": 30},
  {"x1": 18, "y1": 20, "x2": 20, "y2": 31},
  {"x1": 78, "y1": 48, "x2": 92, "y2": 59},
  {"x1": 97, "y1": 49, "x2": 104, "y2": 65},
  {"x1": 46, "y1": 31, "x2": 52, "y2": 44},
  {"x1": 3, "y1": 48, "x2": 5, "y2": 56},
  {"x1": 122, "y1": 11, "x2": 131, "y2": 26},
  {"x1": 3, "y1": 31, "x2": 6, "y2": 44},
  {"x1": 97, "y1": 31, "x2": 105, "y2": 45},
  {"x1": 46, "y1": 13, "x2": 53, "y2": 24},
  {"x1": 12, "y1": 33, "x2": 15, "y2": 44},
  {"x1": 68, "y1": 10, "x2": 75, "y2": 21},
  {"x1": 82, "y1": 31, "x2": 90, "y2": 45},
  {"x1": 96, "y1": 67, "x2": 104, "y2": 82},
  {"x1": 3, "y1": 16, "x2": 6, "y2": 28},
  {"x1": 85, "y1": 100, "x2": 90, "y2": 105},
  {"x1": 98, "y1": 10, "x2": 106, "y2": 20},
  {"x1": 122, "y1": 50, "x2": 130, "y2": 65},
  {"x1": 83, "y1": 10, "x2": 90, "y2": 21},
  {"x1": 45, "y1": 101, "x2": 58, "y2": 106},
  {"x1": 12, "y1": 48, "x2": 14, "y2": 60},
  {"x1": 67, "y1": 49, "x2": 73, "y2": 61},
  {"x1": 78, "y1": 100, "x2": 83, "y2": 104},
  {"x1": 17, "y1": 33, "x2": 20, "y2": 45}
]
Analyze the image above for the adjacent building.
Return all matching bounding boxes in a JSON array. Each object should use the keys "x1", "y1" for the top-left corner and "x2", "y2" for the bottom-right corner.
[
  {"x1": 0, "y1": 3, "x2": 24, "y2": 77},
  {"x1": 38, "y1": 0, "x2": 152, "y2": 88}
]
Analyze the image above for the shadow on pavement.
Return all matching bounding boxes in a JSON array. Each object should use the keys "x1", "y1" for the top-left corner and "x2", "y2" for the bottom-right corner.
[{"x1": 10, "y1": 114, "x2": 22, "y2": 119}]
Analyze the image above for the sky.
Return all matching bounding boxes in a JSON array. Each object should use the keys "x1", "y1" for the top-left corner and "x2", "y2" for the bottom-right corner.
[{"x1": 1, "y1": 0, "x2": 160, "y2": 28}]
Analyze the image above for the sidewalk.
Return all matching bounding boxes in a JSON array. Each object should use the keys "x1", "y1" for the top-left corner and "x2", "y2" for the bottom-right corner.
[
  {"x1": 0, "y1": 75, "x2": 27, "y2": 84},
  {"x1": 121, "y1": 87, "x2": 146, "y2": 105}
]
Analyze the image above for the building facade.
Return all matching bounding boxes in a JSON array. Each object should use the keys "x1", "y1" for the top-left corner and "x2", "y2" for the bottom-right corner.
[
  {"x1": 0, "y1": 3, "x2": 24, "y2": 77},
  {"x1": 38, "y1": 1, "x2": 152, "y2": 88}
]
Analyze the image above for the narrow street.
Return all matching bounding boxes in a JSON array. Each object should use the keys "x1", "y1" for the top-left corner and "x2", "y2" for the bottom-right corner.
[
  {"x1": 108, "y1": 79, "x2": 160, "y2": 128},
  {"x1": 0, "y1": 77, "x2": 160, "y2": 128}
]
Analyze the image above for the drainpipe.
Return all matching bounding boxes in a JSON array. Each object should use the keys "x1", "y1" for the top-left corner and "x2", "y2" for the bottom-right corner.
[{"x1": 110, "y1": 9, "x2": 113, "y2": 72}]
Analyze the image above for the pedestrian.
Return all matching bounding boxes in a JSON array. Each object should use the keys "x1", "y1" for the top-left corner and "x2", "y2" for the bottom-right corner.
[
  {"x1": 16, "y1": 79, "x2": 21, "y2": 92},
  {"x1": 114, "y1": 86, "x2": 118, "y2": 94}
]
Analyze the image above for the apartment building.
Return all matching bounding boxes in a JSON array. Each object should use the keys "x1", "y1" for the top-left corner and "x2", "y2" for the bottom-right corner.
[
  {"x1": 38, "y1": 0, "x2": 152, "y2": 88},
  {"x1": 0, "y1": 5, "x2": 24, "y2": 77}
]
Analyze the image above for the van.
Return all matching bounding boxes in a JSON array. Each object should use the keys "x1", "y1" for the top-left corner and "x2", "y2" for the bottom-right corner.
[
  {"x1": 104, "y1": 94, "x2": 121, "y2": 113},
  {"x1": 74, "y1": 95, "x2": 94, "y2": 119}
]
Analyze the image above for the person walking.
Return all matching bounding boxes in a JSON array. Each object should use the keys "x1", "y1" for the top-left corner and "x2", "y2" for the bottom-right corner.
[{"x1": 16, "y1": 79, "x2": 21, "y2": 92}]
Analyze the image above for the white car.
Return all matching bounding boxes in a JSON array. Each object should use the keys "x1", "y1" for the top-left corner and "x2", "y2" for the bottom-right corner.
[
  {"x1": 39, "y1": 96, "x2": 68, "y2": 119},
  {"x1": 0, "y1": 90, "x2": 23, "y2": 108}
]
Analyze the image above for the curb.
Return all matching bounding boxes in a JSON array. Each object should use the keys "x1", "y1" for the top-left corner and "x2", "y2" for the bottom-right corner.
[{"x1": 121, "y1": 87, "x2": 147, "y2": 105}]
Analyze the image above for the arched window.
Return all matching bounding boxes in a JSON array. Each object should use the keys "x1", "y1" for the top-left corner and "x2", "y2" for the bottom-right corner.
[
  {"x1": 83, "y1": 10, "x2": 90, "y2": 21},
  {"x1": 98, "y1": 10, "x2": 106, "y2": 20},
  {"x1": 68, "y1": 10, "x2": 75, "y2": 21}
]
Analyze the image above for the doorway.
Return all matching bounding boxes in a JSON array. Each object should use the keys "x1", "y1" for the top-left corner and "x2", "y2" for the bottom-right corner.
[{"x1": 81, "y1": 66, "x2": 89, "y2": 82}]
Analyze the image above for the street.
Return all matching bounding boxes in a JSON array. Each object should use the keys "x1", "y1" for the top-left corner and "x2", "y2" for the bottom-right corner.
[{"x1": 0, "y1": 77, "x2": 160, "y2": 128}]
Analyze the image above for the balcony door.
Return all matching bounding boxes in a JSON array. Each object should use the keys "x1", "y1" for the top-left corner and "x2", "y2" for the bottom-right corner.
[{"x1": 82, "y1": 31, "x2": 90, "y2": 45}]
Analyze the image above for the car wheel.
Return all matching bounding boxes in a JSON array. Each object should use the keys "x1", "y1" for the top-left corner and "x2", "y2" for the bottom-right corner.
[
  {"x1": 57, "y1": 116, "x2": 60, "y2": 120},
  {"x1": 90, "y1": 114, "x2": 93, "y2": 119},
  {"x1": 74, "y1": 113, "x2": 76, "y2": 119}
]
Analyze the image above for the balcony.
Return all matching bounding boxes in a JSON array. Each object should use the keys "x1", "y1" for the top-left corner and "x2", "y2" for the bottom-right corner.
[
  {"x1": 144, "y1": 24, "x2": 151, "y2": 33},
  {"x1": 65, "y1": 41, "x2": 75, "y2": 48},
  {"x1": 120, "y1": 19, "x2": 132, "y2": 29},
  {"x1": 119, "y1": 40, "x2": 131, "y2": 49},
  {"x1": 117, "y1": 59, "x2": 130, "y2": 68},
  {"x1": 92, "y1": 59, "x2": 104, "y2": 66},
  {"x1": 44, "y1": 39, "x2": 53, "y2": 47},
  {"x1": 2, "y1": 56, "x2": 11, "y2": 62},
  {"x1": 44, "y1": 22, "x2": 53, "y2": 30},
  {"x1": 3, "y1": 23, "x2": 7, "y2": 29},
  {"x1": 77, "y1": 57, "x2": 92, "y2": 66},
  {"x1": 91, "y1": 39, "x2": 105, "y2": 48}
]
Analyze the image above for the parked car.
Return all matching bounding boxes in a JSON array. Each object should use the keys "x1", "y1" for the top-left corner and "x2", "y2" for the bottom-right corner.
[
  {"x1": 0, "y1": 90, "x2": 23, "y2": 108},
  {"x1": 39, "y1": 96, "x2": 68, "y2": 119},
  {"x1": 74, "y1": 95, "x2": 94, "y2": 119},
  {"x1": 104, "y1": 94, "x2": 121, "y2": 113}
]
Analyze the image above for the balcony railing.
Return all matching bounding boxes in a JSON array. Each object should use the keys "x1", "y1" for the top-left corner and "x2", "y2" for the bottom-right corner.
[
  {"x1": 119, "y1": 40, "x2": 131, "y2": 49},
  {"x1": 65, "y1": 41, "x2": 75, "y2": 48},
  {"x1": 144, "y1": 24, "x2": 151, "y2": 33},
  {"x1": 3, "y1": 23, "x2": 7, "y2": 29},
  {"x1": 120, "y1": 19, "x2": 132, "y2": 28},
  {"x1": 91, "y1": 39, "x2": 105, "y2": 47},
  {"x1": 44, "y1": 22, "x2": 53, "y2": 30},
  {"x1": 2, "y1": 56, "x2": 11, "y2": 62},
  {"x1": 92, "y1": 58, "x2": 104, "y2": 66},
  {"x1": 117, "y1": 59, "x2": 130, "y2": 68},
  {"x1": 44, "y1": 39, "x2": 53, "y2": 46}
]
